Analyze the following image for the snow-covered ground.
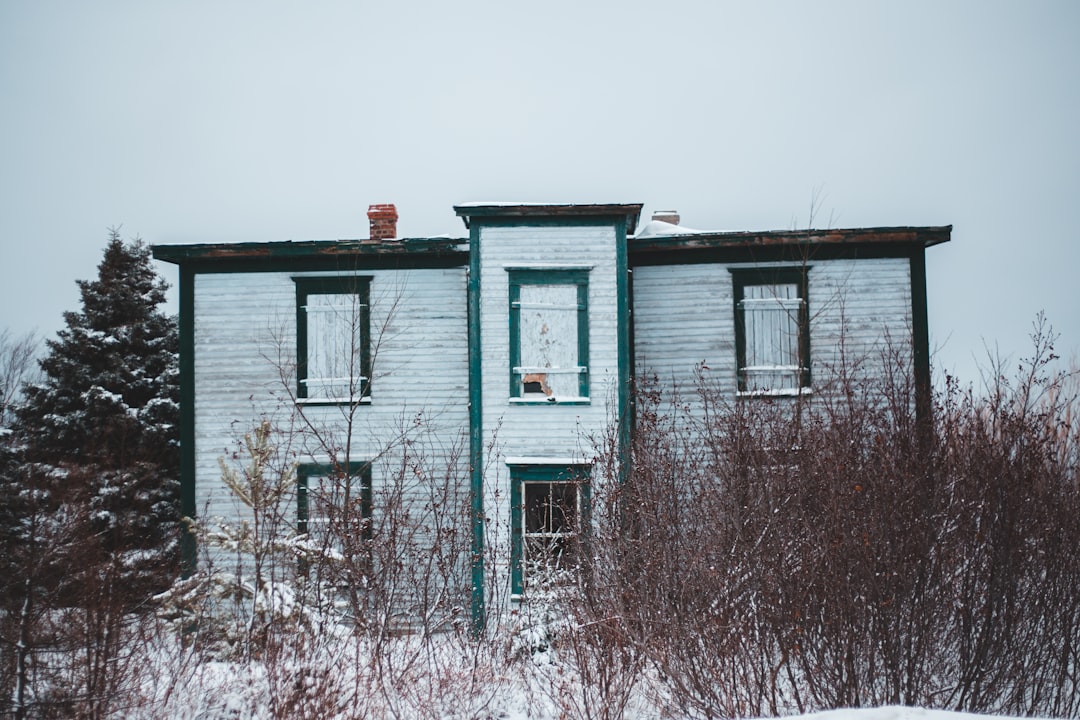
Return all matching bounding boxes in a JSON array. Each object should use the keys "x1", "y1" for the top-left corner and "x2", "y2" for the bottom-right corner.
[
  {"x1": 793, "y1": 708, "x2": 1038, "y2": 720},
  {"x1": 117, "y1": 630, "x2": 1065, "y2": 720}
]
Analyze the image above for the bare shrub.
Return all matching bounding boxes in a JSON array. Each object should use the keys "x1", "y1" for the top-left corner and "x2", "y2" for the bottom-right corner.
[{"x1": 576, "y1": 319, "x2": 1080, "y2": 718}]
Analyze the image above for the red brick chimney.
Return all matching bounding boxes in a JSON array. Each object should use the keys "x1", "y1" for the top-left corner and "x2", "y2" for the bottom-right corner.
[{"x1": 367, "y1": 203, "x2": 398, "y2": 240}]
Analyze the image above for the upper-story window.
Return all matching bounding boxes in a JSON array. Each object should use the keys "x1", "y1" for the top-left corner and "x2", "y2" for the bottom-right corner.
[
  {"x1": 294, "y1": 276, "x2": 372, "y2": 403},
  {"x1": 731, "y1": 267, "x2": 810, "y2": 395},
  {"x1": 508, "y1": 269, "x2": 589, "y2": 403}
]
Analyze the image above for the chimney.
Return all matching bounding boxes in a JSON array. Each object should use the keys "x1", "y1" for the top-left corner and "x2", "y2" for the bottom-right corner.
[
  {"x1": 367, "y1": 203, "x2": 398, "y2": 240},
  {"x1": 651, "y1": 210, "x2": 680, "y2": 225}
]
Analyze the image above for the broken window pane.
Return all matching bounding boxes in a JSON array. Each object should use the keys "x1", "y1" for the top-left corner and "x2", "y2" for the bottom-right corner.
[{"x1": 522, "y1": 480, "x2": 579, "y2": 581}]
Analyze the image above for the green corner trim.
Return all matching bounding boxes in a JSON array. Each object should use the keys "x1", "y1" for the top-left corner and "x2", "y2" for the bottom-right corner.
[
  {"x1": 910, "y1": 248, "x2": 932, "y2": 428},
  {"x1": 467, "y1": 223, "x2": 486, "y2": 634},
  {"x1": 178, "y1": 266, "x2": 196, "y2": 576},
  {"x1": 615, "y1": 218, "x2": 632, "y2": 478}
]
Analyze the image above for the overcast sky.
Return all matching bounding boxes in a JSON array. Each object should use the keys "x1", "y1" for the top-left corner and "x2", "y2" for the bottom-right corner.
[{"x1": 2, "y1": 1, "x2": 1077, "y2": 384}]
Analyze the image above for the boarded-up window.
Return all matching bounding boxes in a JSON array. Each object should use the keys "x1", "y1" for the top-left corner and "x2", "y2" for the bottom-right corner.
[
  {"x1": 294, "y1": 277, "x2": 371, "y2": 402},
  {"x1": 508, "y1": 270, "x2": 589, "y2": 401},
  {"x1": 732, "y1": 268, "x2": 810, "y2": 394}
]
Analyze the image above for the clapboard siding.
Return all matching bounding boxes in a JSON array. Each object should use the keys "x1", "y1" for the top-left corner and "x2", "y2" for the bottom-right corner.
[
  {"x1": 809, "y1": 259, "x2": 913, "y2": 390},
  {"x1": 633, "y1": 257, "x2": 913, "y2": 404},
  {"x1": 478, "y1": 224, "x2": 621, "y2": 464},
  {"x1": 633, "y1": 263, "x2": 738, "y2": 397},
  {"x1": 192, "y1": 268, "x2": 469, "y2": 535}
]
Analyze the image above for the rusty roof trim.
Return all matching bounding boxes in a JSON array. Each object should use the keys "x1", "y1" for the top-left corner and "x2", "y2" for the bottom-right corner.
[
  {"x1": 629, "y1": 225, "x2": 952, "y2": 253},
  {"x1": 453, "y1": 203, "x2": 643, "y2": 233},
  {"x1": 152, "y1": 237, "x2": 468, "y2": 264}
]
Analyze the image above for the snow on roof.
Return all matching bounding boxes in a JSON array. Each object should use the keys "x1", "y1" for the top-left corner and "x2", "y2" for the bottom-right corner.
[{"x1": 633, "y1": 219, "x2": 705, "y2": 238}]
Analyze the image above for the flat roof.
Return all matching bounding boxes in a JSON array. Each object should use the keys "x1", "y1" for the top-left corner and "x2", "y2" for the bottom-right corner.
[{"x1": 152, "y1": 221, "x2": 950, "y2": 268}]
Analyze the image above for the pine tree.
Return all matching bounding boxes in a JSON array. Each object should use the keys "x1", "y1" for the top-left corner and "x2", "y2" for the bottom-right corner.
[{"x1": 15, "y1": 229, "x2": 180, "y2": 593}]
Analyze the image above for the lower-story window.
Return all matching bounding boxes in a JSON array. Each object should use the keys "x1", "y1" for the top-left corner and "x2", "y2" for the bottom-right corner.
[
  {"x1": 509, "y1": 463, "x2": 590, "y2": 596},
  {"x1": 297, "y1": 461, "x2": 372, "y2": 558}
]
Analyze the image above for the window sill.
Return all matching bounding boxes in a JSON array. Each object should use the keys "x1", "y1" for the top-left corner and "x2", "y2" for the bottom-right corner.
[
  {"x1": 736, "y1": 387, "x2": 812, "y2": 399},
  {"x1": 509, "y1": 396, "x2": 591, "y2": 406},
  {"x1": 296, "y1": 396, "x2": 372, "y2": 407}
]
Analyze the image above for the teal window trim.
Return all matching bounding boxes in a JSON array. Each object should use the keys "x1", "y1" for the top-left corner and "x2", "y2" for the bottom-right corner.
[
  {"x1": 730, "y1": 267, "x2": 811, "y2": 395},
  {"x1": 294, "y1": 276, "x2": 372, "y2": 404},
  {"x1": 296, "y1": 461, "x2": 372, "y2": 539},
  {"x1": 507, "y1": 269, "x2": 590, "y2": 402},
  {"x1": 509, "y1": 464, "x2": 591, "y2": 597}
]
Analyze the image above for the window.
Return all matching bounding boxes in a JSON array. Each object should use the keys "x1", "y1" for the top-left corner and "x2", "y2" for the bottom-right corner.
[
  {"x1": 296, "y1": 461, "x2": 372, "y2": 551},
  {"x1": 508, "y1": 269, "x2": 589, "y2": 402},
  {"x1": 509, "y1": 464, "x2": 590, "y2": 596},
  {"x1": 732, "y1": 267, "x2": 810, "y2": 394},
  {"x1": 294, "y1": 276, "x2": 371, "y2": 403}
]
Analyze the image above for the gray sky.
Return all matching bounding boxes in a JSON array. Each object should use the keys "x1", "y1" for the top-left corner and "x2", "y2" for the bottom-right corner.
[{"x1": 2, "y1": 1, "x2": 1078, "y2": 385}]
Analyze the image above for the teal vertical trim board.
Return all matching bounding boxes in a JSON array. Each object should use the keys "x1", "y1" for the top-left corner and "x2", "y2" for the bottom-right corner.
[
  {"x1": 179, "y1": 266, "x2": 197, "y2": 576},
  {"x1": 295, "y1": 281, "x2": 307, "y2": 399},
  {"x1": 467, "y1": 223, "x2": 486, "y2": 634},
  {"x1": 615, "y1": 218, "x2": 632, "y2": 477},
  {"x1": 800, "y1": 269, "x2": 811, "y2": 389},
  {"x1": 909, "y1": 247, "x2": 932, "y2": 429},
  {"x1": 577, "y1": 279, "x2": 589, "y2": 398},
  {"x1": 509, "y1": 474, "x2": 523, "y2": 596},
  {"x1": 507, "y1": 278, "x2": 521, "y2": 399}
]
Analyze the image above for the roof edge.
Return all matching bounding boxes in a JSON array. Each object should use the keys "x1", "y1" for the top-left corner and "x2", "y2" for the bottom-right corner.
[
  {"x1": 151, "y1": 237, "x2": 468, "y2": 264},
  {"x1": 630, "y1": 224, "x2": 952, "y2": 251},
  {"x1": 453, "y1": 202, "x2": 643, "y2": 233}
]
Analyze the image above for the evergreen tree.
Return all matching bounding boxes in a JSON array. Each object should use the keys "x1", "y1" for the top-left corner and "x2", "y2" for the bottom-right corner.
[{"x1": 15, "y1": 229, "x2": 180, "y2": 593}]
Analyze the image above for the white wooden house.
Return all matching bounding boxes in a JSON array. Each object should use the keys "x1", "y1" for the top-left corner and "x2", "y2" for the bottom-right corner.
[{"x1": 152, "y1": 202, "x2": 950, "y2": 627}]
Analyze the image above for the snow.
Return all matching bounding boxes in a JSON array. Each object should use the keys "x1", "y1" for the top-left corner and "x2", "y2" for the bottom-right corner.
[
  {"x1": 128, "y1": 646, "x2": 1047, "y2": 720},
  {"x1": 634, "y1": 219, "x2": 706, "y2": 237},
  {"x1": 795, "y1": 709, "x2": 1029, "y2": 720}
]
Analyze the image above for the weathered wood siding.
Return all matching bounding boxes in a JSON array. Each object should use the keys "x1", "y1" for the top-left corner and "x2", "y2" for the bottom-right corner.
[
  {"x1": 632, "y1": 257, "x2": 914, "y2": 402},
  {"x1": 191, "y1": 267, "x2": 469, "y2": 541},
  {"x1": 808, "y1": 258, "x2": 914, "y2": 390},
  {"x1": 476, "y1": 223, "x2": 622, "y2": 593},
  {"x1": 477, "y1": 224, "x2": 621, "y2": 464}
]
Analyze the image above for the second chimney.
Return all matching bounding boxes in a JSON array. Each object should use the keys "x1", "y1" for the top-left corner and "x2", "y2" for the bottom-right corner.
[
  {"x1": 367, "y1": 203, "x2": 398, "y2": 240},
  {"x1": 651, "y1": 210, "x2": 680, "y2": 226}
]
